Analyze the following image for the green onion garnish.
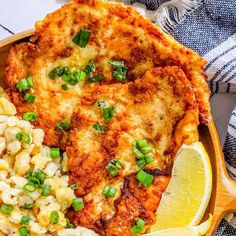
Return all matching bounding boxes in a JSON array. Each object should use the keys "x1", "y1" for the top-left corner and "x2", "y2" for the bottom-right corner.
[
  {"x1": 55, "y1": 119, "x2": 71, "y2": 134},
  {"x1": 19, "y1": 226, "x2": 30, "y2": 236},
  {"x1": 50, "y1": 210, "x2": 59, "y2": 224},
  {"x1": 84, "y1": 59, "x2": 95, "y2": 76},
  {"x1": 61, "y1": 84, "x2": 69, "y2": 90},
  {"x1": 72, "y1": 198, "x2": 84, "y2": 212},
  {"x1": 23, "y1": 203, "x2": 34, "y2": 209},
  {"x1": 70, "y1": 184, "x2": 78, "y2": 190},
  {"x1": 136, "y1": 169, "x2": 154, "y2": 187},
  {"x1": 145, "y1": 156, "x2": 154, "y2": 164},
  {"x1": 141, "y1": 146, "x2": 153, "y2": 154},
  {"x1": 109, "y1": 61, "x2": 127, "y2": 82},
  {"x1": 136, "y1": 159, "x2": 146, "y2": 168},
  {"x1": 49, "y1": 66, "x2": 65, "y2": 79},
  {"x1": 32, "y1": 169, "x2": 47, "y2": 185},
  {"x1": 65, "y1": 218, "x2": 74, "y2": 229},
  {"x1": 20, "y1": 215, "x2": 30, "y2": 225},
  {"x1": 72, "y1": 29, "x2": 91, "y2": 48},
  {"x1": 22, "y1": 112, "x2": 37, "y2": 122},
  {"x1": 88, "y1": 75, "x2": 104, "y2": 83},
  {"x1": 130, "y1": 218, "x2": 145, "y2": 234},
  {"x1": 93, "y1": 123, "x2": 105, "y2": 133},
  {"x1": 26, "y1": 169, "x2": 47, "y2": 188},
  {"x1": 42, "y1": 184, "x2": 51, "y2": 196},
  {"x1": 17, "y1": 79, "x2": 28, "y2": 92},
  {"x1": 97, "y1": 100, "x2": 105, "y2": 108},
  {"x1": 102, "y1": 186, "x2": 117, "y2": 198},
  {"x1": 73, "y1": 69, "x2": 86, "y2": 82},
  {"x1": 0, "y1": 204, "x2": 13, "y2": 215},
  {"x1": 23, "y1": 183, "x2": 37, "y2": 193},
  {"x1": 103, "y1": 107, "x2": 115, "y2": 120},
  {"x1": 135, "y1": 139, "x2": 148, "y2": 148},
  {"x1": 133, "y1": 139, "x2": 154, "y2": 167},
  {"x1": 106, "y1": 159, "x2": 123, "y2": 177},
  {"x1": 24, "y1": 93, "x2": 35, "y2": 103},
  {"x1": 16, "y1": 132, "x2": 31, "y2": 144},
  {"x1": 62, "y1": 74, "x2": 71, "y2": 82},
  {"x1": 26, "y1": 76, "x2": 33, "y2": 88},
  {"x1": 50, "y1": 147, "x2": 60, "y2": 159}
]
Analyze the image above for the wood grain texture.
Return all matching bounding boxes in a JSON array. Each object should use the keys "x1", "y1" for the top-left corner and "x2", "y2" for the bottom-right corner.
[{"x1": 0, "y1": 31, "x2": 236, "y2": 236}]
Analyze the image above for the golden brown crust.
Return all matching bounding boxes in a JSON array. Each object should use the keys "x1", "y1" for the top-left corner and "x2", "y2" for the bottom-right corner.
[
  {"x1": 66, "y1": 66, "x2": 199, "y2": 234},
  {"x1": 5, "y1": 0, "x2": 210, "y2": 148}
]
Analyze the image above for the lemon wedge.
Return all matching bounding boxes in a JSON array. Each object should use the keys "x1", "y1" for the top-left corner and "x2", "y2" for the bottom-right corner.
[
  {"x1": 145, "y1": 214, "x2": 212, "y2": 236},
  {"x1": 151, "y1": 141, "x2": 212, "y2": 231}
]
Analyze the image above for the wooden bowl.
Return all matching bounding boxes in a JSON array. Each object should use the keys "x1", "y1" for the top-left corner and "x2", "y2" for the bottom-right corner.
[{"x1": 1, "y1": 31, "x2": 236, "y2": 236}]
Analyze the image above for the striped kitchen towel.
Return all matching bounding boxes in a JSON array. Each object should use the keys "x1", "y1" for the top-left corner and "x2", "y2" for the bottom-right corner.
[{"x1": 115, "y1": 0, "x2": 236, "y2": 235}]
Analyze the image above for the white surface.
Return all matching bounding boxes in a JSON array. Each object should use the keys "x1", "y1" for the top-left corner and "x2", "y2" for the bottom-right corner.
[
  {"x1": 0, "y1": 0, "x2": 65, "y2": 36},
  {"x1": 0, "y1": 0, "x2": 235, "y2": 145},
  {"x1": 0, "y1": 26, "x2": 12, "y2": 39}
]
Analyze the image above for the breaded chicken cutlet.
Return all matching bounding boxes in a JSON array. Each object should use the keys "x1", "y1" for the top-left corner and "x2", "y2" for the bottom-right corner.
[
  {"x1": 5, "y1": 0, "x2": 209, "y2": 148},
  {"x1": 66, "y1": 66, "x2": 199, "y2": 235},
  {"x1": 4, "y1": 0, "x2": 210, "y2": 235}
]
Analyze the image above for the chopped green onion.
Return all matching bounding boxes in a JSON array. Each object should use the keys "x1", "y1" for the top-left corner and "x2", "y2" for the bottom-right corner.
[
  {"x1": 49, "y1": 66, "x2": 65, "y2": 79},
  {"x1": 26, "y1": 169, "x2": 47, "y2": 188},
  {"x1": 93, "y1": 123, "x2": 105, "y2": 133},
  {"x1": 17, "y1": 79, "x2": 29, "y2": 92},
  {"x1": 20, "y1": 215, "x2": 30, "y2": 225},
  {"x1": 70, "y1": 184, "x2": 78, "y2": 190},
  {"x1": 108, "y1": 187, "x2": 117, "y2": 198},
  {"x1": 19, "y1": 226, "x2": 30, "y2": 236},
  {"x1": 65, "y1": 218, "x2": 74, "y2": 229},
  {"x1": 24, "y1": 93, "x2": 35, "y2": 103},
  {"x1": 69, "y1": 76, "x2": 78, "y2": 85},
  {"x1": 23, "y1": 183, "x2": 37, "y2": 193},
  {"x1": 50, "y1": 147, "x2": 60, "y2": 159},
  {"x1": 103, "y1": 107, "x2": 115, "y2": 120},
  {"x1": 88, "y1": 75, "x2": 104, "y2": 83},
  {"x1": 42, "y1": 184, "x2": 51, "y2": 196},
  {"x1": 130, "y1": 218, "x2": 145, "y2": 234},
  {"x1": 141, "y1": 146, "x2": 153, "y2": 154},
  {"x1": 23, "y1": 203, "x2": 34, "y2": 209},
  {"x1": 55, "y1": 119, "x2": 71, "y2": 134},
  {"x1": 133, "y1": 147, "x2": 145, "y2": 159},
  {"x1": 97, "y1": 100, "x2": 105, "y2": 108},
  {"x1": 136, "y1": 140, "x2": 148, "y2": 149},
  {"x1": 50, "y1": 210, "x2": 59, "y2": 224},
  {"x1": 62, "y1": 74, "x2": 71, "y2": 82},
  {"x1": 106, "y1": 159, "x2": 122, "y2": 177},
  {"x1": 102, "y1": 186, "x2": 117, "y2": 198},
  {"x1": 72, "y1": 29, "x2": 91, "y2": 48},
  {"x1": 16, "y1": 132, "x2": 31, "y2": 144},
  {"x1": 27, "y1": 176, "x2": 40, "y2": 186},
  {"x1": 136, "y1": 159, "x2": 146, "y2": 168},
  {"x1": 26, "y1": 76, "x2": 33, "y2": 88},
  {"x1": 22, "y1": 112, "x2": 37, "y2": 122},
  {"x1": 61, "y1": 84, "x2": 69, "y2": 90},
  {"x1": 102, "y1": 186, "x2": 110, "y2": 197},
  {"x1": 32, "y1": 169, "x2": 47, "y2": 185},
  {"x1": 136, "y1": 169, "x2": 154, "y2": 187},
  {"x1": 84, "y1": 59, "x2": 95, "y2": 76},
  {"x1": 73, "y1": 69, "x2": 86, "y2": 81},
  {"x1": 0, "y1": 204, "x2": 13, "y2": 215},
  {"x1": 109, "y1": 60, "x2": 127, "y2": 82},
  {"x1": 62, "y1": 66, "x2": 70, "y2": 74},
  {"x1": 72, "y1": 198, "x2": 84, "y2": 212},
  {"x1": 145, "y1": 156, "x2": 154, "y2": 165}
]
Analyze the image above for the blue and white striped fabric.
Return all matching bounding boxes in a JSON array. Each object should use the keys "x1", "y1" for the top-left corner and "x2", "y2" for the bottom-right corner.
[{"x1": 117, "y1": 0, "x2": 236, "y2": 235}]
